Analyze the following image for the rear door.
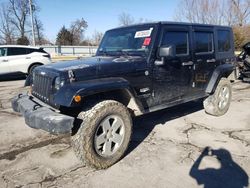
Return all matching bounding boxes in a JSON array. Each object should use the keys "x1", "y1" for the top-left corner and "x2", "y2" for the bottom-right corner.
[
  {"x1": 7, "y1": 47, "x2": 29, "y2": 73},
  {"x1": 191, "y1": 26, "x2": 217, "y2": 94}
]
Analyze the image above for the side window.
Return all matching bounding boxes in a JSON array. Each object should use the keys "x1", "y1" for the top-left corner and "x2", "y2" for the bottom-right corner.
[
  {"x1": 195, "y1": 32, "x2": 214, "y2": 54},
  {"x1": 26, "y1": 48, "x2": 35, "y2": 54},
  {"x1": 0, "y1": 48, "x2": 7, "y2": 57},
  {"x1": 161, "y1": 31, "x2": 189, "y2": 55},
  {"x1": 7, "y1": 47, "x2": 27, "y2": 56},
  {"x1": 27, "y1": 48, "x2": 46, "y2": 54},
  {"x1": 218, "y1": 30, "x2": 231, "y2": 52}
]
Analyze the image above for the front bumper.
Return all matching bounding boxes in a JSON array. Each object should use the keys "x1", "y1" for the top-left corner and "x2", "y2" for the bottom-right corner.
[{"x1": 11, "y1": 94, "x2": 74, "y2": 134}]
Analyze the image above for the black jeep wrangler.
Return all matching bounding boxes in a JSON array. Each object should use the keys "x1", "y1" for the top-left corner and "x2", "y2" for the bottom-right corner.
[{"x1": 12, "y1": 22, "x2": 235, "y2": 169}]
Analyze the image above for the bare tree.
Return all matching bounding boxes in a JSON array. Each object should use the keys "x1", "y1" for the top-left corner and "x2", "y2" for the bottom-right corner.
[
  {"x1": 175, "y1": 0, "x2": 227, "y2": 25},
  {"x1": 0, "y1": 0, "x2": 44, "y2": 45},
  {"x1": 231, "y1": 0, "x2": 250, "y2": 26},
  {"x1": 118, "y1": 12, "x2": 134, "y2": 26},
  {"x1": 30, "y1": 2, "x2": 45, "y2": 45},
  {"x1": 9, "y1": 0, "x2": 30, "y2": 38},
  {"x1": 34, "y1": 15, "x2": 44, "y2": 44},
  {"x1": 175, "y1": 0, "x2": 250, "y2": 26},
  {"x1": 70, "y1": 18, "x2": 88, "y2": 45},
  {"x1": 0, "y1": 3, "x2": 15, "y2": 44},
  {"x1": 92, "y1": 30, "x2": 103, "y2": 45}
]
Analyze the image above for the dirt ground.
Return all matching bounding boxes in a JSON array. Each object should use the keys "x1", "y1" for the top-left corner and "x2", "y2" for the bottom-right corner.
[{"x1": 0, "y1": 79, "x2": 249, "y2": 188}]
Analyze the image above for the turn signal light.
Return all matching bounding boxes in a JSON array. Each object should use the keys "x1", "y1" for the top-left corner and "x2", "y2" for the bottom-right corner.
[{"x1": 74, "y1": 95, "x2": 82, "y2": 103}]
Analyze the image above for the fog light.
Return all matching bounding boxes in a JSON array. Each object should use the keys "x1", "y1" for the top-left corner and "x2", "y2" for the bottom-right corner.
[{"x1": 74, "y1": 95, "x2": 82, "y2": 103}]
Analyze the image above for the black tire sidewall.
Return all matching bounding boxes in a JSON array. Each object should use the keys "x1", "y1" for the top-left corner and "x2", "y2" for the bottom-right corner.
[
  {"x1": 203, "y1": 78, "x2": 232, "y2": 116},
  {"x1": 29, "y1": 64, "x2": 39, "y2": 75}
]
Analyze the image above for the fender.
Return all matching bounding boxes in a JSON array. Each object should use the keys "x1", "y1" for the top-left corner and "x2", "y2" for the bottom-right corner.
[
  {"x1": 54, "y1": 77, "x2": 135, "y2": 107},
  {"x1": 205, "y1": 63, "x2": 234, "y2": 94}
]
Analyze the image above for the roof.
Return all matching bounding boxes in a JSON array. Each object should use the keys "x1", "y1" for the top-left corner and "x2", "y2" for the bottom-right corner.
[
  {"x1": 108, "y1": 21, "x2": 232, "y2": 31},
  {"x1": 0, "y1": 45, "x2": 41, "y2": 49}
]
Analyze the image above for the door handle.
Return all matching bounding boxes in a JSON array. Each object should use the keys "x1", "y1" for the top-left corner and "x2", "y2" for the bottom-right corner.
[
  {"x1": 182, "y1": 61, "x2": 194, "y2": 66},
  {"x1": 2, "y1": 59, "x2": 8, "y2": 62},
  {"x1": 26, "y1": 57, "x2": 31, "y2": 59},
  {"x1": 207, "y1": 58, "x2": 216, "y2": 63}
]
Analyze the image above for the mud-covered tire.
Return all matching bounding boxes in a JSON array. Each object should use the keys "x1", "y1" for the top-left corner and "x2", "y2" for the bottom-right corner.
[
  {"x1": 203, "y1": 78, "x2": 232, "y2": 116},
  {"x1": 71, "y1": 100, "x2": 132, "y2": 169}
]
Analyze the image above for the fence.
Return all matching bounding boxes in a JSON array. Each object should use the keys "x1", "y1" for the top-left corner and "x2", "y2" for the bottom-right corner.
[{"x1": 39, "y1": 45, "x2": 98, "y2": 56}]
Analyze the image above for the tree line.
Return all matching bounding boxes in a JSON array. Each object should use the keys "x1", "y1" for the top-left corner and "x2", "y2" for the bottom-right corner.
[
  {"x1": 175, "y1": 0, "x2": 250, "y2": 49},
  {"x1": 55, "y1": 20, "x2": 103, "y2": 46},
  {"x1": 0, "y1": 0, "x2": 45, "y2": 45},
  {"x1": 0, "y1": 0, "x2": 104, "y2": 46}
]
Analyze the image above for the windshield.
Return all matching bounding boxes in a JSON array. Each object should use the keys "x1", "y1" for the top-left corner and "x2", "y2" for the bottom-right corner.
[{"x1": 97, "y1": 25, "x2": 155, "y2": 56}]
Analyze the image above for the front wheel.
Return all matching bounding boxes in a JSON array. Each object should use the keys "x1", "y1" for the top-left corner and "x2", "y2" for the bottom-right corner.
[
  {"x1": 71, "y1": 100, "x2": 132, "y2": 169},
  {"x1": 203, "y1": 78, "x2": 232, "y2": 116}
]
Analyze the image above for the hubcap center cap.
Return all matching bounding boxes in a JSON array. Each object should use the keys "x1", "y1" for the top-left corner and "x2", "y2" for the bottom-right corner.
[{"x1": 106, "y1": 131, "x2": 112, "y2": 139}]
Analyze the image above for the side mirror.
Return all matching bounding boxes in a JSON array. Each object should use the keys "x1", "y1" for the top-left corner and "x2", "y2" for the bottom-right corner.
[
  {"x1": 155, "y1": 45, "x2": 176, "y2": 66},
  {"x1": 159, "y1": 46, "x2": 176, "y2": 57}
]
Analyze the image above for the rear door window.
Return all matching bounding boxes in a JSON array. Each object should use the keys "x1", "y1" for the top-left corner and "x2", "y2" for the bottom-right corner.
[
  {"x1": 26, "y1": 48, "x2": 47, "y2": 54},
  {"x1": 7, "y1": 47, "x2": 27, "y2": 56},
  {"x1": 195, "y1": 32, "x2": 214, "y2": 54},
  {"x1": 26, "y1": 48, "x2": 36, "y2": 54},
  {"x1": 218, "y1": 30, "x2": 231, "y2": 52}
]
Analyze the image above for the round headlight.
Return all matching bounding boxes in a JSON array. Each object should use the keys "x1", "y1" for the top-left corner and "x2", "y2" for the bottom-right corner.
[{"x1": 54, "y1": 77, "x2": 65, "y2": 90}]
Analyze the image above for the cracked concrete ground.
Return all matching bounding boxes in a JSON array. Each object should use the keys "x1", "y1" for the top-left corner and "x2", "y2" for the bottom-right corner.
[{"x1": 0, "y1": 79, "x2": 249, "y2": 188}]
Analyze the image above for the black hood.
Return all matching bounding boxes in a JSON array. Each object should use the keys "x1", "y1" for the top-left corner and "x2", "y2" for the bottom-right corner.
[
  {"x1": 40, "y1": 56, "x2": 146, "y2": 81},
  {"x1": 44, "y1": 56, "x2": 114, "y2": 71}
]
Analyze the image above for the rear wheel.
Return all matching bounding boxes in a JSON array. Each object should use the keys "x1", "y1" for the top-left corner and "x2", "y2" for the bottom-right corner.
[
  {"x1": 203, "y1": 78, "x2": 232, "y2": 116},
  {"x1": 71, "y1": 100, "x2": 132, "y2": 169},
  {"x1": 28, "y1": 64, "x2": 41, "y2": 75}
]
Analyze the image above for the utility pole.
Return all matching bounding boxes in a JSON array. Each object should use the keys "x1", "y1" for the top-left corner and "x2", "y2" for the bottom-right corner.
[{"x1": 29, "y1": 0, "x2": 35, "y2": 46}]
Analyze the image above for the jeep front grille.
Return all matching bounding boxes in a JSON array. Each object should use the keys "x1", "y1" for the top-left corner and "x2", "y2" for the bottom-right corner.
[{"x1": 32, "y1": 73, "x2": 53, "y2": 103}]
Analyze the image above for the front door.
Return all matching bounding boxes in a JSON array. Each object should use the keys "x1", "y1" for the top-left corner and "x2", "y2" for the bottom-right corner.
[{"x1": 151, "y1": 25, "x2": 193, "y2": 106}]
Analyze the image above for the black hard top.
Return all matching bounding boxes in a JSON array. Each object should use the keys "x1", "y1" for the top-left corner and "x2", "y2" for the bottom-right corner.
[{"x1": 108, "y1": 21, "x2": 232, "y2": 32}]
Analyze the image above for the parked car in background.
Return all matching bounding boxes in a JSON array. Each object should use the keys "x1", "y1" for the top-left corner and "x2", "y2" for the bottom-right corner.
[{"x1": 0, "y1": 45, "x2": 51, "y2": 77}]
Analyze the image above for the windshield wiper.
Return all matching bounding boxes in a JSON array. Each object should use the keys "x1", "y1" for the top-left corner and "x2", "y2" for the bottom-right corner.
[{"x1": 114, "y1": 50, "x2": 130, "y2": 57}]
